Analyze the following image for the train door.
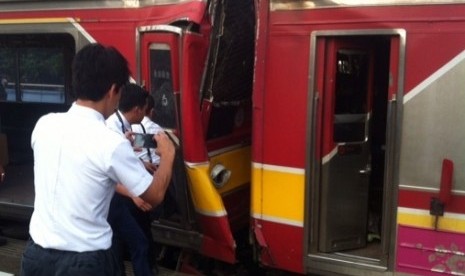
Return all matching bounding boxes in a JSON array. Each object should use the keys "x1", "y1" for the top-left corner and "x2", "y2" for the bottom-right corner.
[
  {"x1": 318, "y1": 38, "x2": 375, "y2": 254},
  {"x1": 307, "y1": 32, "x2": 404, "y2": 274},
  {"x1": 138, "y1": 27, "x2": 196, "y2": 233},
  {"x1": 139, "y1": 29, "x2": 180, "y2": 133}
]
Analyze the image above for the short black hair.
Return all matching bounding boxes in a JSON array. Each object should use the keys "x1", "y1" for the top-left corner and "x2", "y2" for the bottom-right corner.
[
  {"x1": 145, "y1": 94, "x2": 155, "y2": 115},
  {"x1": 118, "y1": 83, "x2": 148, "y2": 112},
  {"x1": 72, "y1": 43, "x2": 130, "y2": 101}
]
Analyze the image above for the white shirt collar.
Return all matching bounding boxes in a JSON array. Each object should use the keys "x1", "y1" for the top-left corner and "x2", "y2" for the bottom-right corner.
[{"x1": 69, "y1": 103, "x2": 106, "y2": 124}]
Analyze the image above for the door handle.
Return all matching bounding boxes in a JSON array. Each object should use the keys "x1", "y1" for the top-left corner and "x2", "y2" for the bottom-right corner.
[{"x1": 359, "y1": 164, "x2": 371, "y2": 175}]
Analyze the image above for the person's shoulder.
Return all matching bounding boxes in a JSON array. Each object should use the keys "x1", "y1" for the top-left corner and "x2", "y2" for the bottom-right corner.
[
  {"x1": 105, "y1": 113, "x2": 121, "y2": 132},
  {"x1": 32, "y1": 112, "x2": 67, "y2": 136},
  {"x1": 144, "y1": 119, "x2": 163, "y2": 133},
  {"x1": 94, "y1": 123, "x2": 128, "y2": 149},
  {"x1": 36, "y1": 111, "x2": 66, "y2": 125},
  {"x1": 105, "y1": 113, "x2": 117, "y2": 124},
  {"x1": 104, "y1": 127, "x2": 125, "y2": 141}
]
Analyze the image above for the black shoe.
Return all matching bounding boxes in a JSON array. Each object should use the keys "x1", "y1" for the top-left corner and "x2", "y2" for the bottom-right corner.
[{"x1": 0, "y1": 236, "x2": 6, "y2": 246}]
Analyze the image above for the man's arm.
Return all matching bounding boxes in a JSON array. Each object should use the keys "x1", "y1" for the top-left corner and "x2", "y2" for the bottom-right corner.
[
  {"x1": 139, "y1": 132, "x2": 175, "y2": 206},
  {"x1": 116, "y1": 183, "x2": 153, "y2": 211}
]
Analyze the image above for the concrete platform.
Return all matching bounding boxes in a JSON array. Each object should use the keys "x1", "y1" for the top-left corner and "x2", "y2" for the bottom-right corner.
[{"x1": 0, "y1": 237, "x2": 25, "y2": 275}]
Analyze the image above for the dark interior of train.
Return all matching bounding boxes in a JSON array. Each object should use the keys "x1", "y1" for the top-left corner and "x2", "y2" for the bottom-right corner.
[{"x1": 1, "y1": 102, "x2": 70, "y2": 221}]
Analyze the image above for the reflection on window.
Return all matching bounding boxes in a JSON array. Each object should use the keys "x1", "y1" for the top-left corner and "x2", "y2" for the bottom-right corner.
[
  {"x1": 0, "y1": 33, "x2": 74, "y2": 104},
  {"x1": 333, "y1": 49, "x2": 369, "y2": 143}
]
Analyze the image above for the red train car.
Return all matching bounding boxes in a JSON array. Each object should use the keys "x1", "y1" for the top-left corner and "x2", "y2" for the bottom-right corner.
[
  {"x1": 252, "y1": 0, "x2": 465, "y2": 275},
  {"x1": 0, "y1": 0, "x2": 255, "y2": 271},
  {"x1": 1, "y1": 0, "x2": 465, "y2": 275}
]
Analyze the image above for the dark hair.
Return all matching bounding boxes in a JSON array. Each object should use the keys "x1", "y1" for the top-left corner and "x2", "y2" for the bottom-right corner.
[
  {"x1": 118, "y1": 83, "x2": 148, "y2": 112},
  {"x1": 72, "y1": 43, "x2": 130, "y2": 101},
  {"x1": 145, "y1": 94, "x2": 155, "y2": 115}
]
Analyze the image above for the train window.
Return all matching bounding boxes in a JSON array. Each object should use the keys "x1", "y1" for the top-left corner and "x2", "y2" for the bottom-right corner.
[
  {"x1": 0, "y1": 33, "x2": 74, "y2": 104},
  {"x1": 333, "y1": 50, "x2": 369, "y2": 143},
  {"x1": 150, "y1": 43, "x2": 177, "y2": 129},
  {"x1": 201, "y1": 0, "x2": 255, "y2": 141},
  {"x1": 334, "y1": 50, "x2": 368, "y2": 114}
]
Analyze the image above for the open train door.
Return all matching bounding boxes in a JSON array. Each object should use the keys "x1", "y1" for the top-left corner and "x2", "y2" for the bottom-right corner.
[
  {"x1": 139, "y1": 27, "x2": 181, "y2": 134},
  {"x1": 138, "y1": 26, "x2": 198, "y2": 244},
  {"x1": 318, "y1": 37, "x2": 376, "y2": 254},
  {"x1": 307, "y1": 31, "x2": 405, "y2": 274}
]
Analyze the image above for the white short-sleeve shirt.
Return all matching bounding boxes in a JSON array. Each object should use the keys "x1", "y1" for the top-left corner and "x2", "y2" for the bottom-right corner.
[
  {"x1": 131, "y1": 116, "x2": 163, "y2": 164},
  {"x1": 30, "y1": 104, "x2": 152, "y2": 252},
  {"x1": 106, "y1": 110, "x2": 131, "y2": 134}
]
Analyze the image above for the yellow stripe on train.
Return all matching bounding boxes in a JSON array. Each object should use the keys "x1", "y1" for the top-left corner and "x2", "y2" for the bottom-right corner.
[
  {"x1": 397, "y1": 207, "x2": 465, "y2": 233},
  {"x1": 251, "y1": 163, "x2": 305, "y2": 225},
  {"x1": 250, "y1": 167, "x2": 465, "y2": 231},
  {"x1": 0, "y1": 18, "x2": 75, "y2": 24}
]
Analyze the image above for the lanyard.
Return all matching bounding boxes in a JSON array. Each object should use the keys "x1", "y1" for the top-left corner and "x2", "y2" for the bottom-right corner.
[
  {"x1": 139, "y1": 122, "x2": 153, "y2": 164},
  {"x1": 114, "y1": 110, "x2": 127, "y2": 134},
  {"x1": 115, "y1": 110, "x2": 153, "y2": 163}
]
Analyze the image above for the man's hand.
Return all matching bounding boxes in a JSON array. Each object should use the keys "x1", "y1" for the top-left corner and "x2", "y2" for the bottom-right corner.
[
  {"x1": 143, "y1": 161, "x2": 158, "y2": 174},
  {"x1": 131, "y1": 196, "x2": 153, "y2": 212},
  {"x1": 125, "y1": 131, "x2": 144, "y2": 152},
  {"x1": 124, "y1": 130, "x2": 134, "y2": 143},
  {"x1": 154, "y1": 132, "x2": 175, "y2": 161},
  {"x1": 138, "y1": 132, "x2": 175, "y2": 207}
]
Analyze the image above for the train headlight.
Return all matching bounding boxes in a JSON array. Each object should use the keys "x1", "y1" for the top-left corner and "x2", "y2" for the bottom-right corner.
[{"x1": 210, "y1": 164, "x2": 231, "y2": 189}]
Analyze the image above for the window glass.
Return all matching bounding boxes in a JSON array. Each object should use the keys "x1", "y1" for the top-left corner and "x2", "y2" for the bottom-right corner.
[
  {"x1": 150, "y1": 44, "x2": 177, "y2": 129},
  {"x1": 0, "y1": 48, "x2": 16, "y2": 102},
  {"x1": 0, "y1": 33, "x2": 73, "y2": 104},
  {"x1": 333, "y1": 50, "x2": 369, "y2": 143},
  {"x1": 20, "y1": 48, "x2": 65, "y2": 103}
]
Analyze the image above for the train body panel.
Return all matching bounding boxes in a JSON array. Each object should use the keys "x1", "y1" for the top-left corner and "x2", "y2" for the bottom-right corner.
[{"x1": 252, "y1": 1, "x2": 465, "y2": 275}]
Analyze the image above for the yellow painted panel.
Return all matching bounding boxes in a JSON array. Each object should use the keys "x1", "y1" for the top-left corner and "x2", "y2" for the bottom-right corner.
[
  {"x1": 440, "y1": 217, "x2": 465, "y2": 232},
  {"x1": 251, "y1": 166, "x2": 263, "y2": 215},
  {"x1": 0, "y1": 18, "x2": 73, "y2": 24},
  {"x1": 186, "y1": 164, "x2": 225, "y2": 214},
  {"x1": 398, "y1": 212, "x2": 465, "y2": 233},
  {"x1": 210, "y1": 147, "x2": 251, "y2": 194},
  {"x1": 251, "y1": 166, "x2": 305, "y2": 223},
  {"x1": 397, "y1": 212, "x2": 436, "y2": 229},
  {"x1": 186, "y1": 146, "x2": 251, "y2": 215}
]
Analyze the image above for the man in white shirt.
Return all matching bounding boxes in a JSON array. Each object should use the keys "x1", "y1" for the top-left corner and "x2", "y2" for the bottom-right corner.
[
  {"x1": 133, "y1": 93, "x2": 181, "y2": 222},
  {"x1": 106, "y1": 83, "x2": 157, "y2": 276},
  {"x1": 21, "y1": 43, "x2": 175, "y2": 276}
]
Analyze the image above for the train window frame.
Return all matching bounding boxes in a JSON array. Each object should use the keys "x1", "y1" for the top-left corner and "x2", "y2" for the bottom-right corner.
[{"x1": 0, "y1": 33, "x2": 75, "y2": 104}]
